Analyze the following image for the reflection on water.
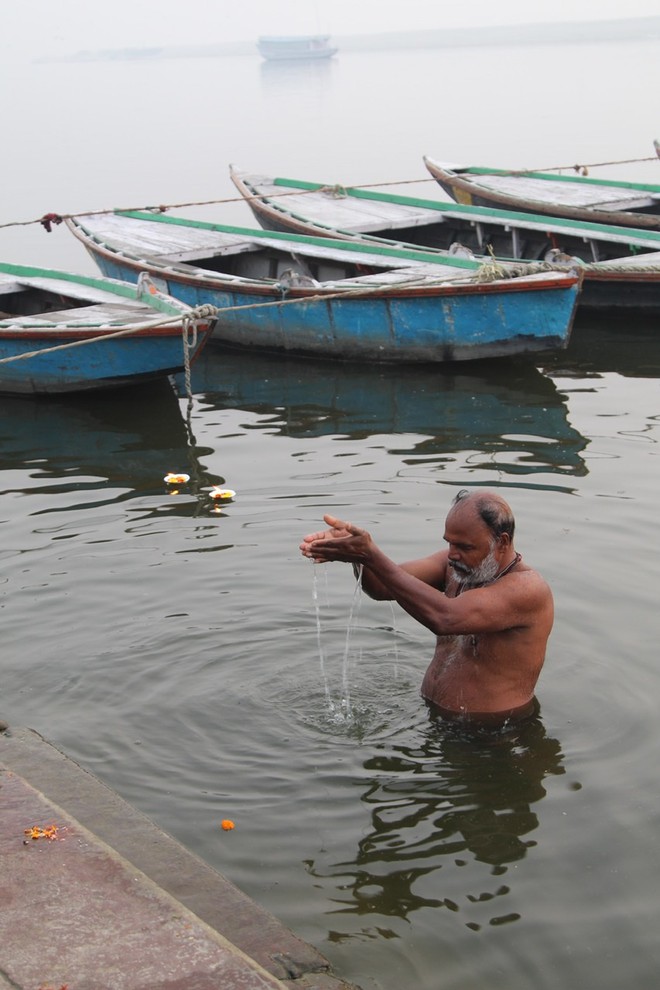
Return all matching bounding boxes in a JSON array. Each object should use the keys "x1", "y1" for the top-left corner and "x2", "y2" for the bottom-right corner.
[
  {"x1": 0, "y1": 381, "x2": 185, "y2": 476},
  {"x1": 259, "y1": 54, "x2": 337, "y2": 98},
  {"x1": 185, "y1": 348, "x2": 588, "y2": 478},
  {"x1": 0, "y1": 382, "x2": 225, "y2": 517},
  {"x1": 306, "y1": 716, "x2": 564, "y2": 934}
]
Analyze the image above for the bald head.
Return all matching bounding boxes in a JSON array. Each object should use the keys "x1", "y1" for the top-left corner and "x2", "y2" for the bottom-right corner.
[{"x1": 449, "y1": 489, "x2": 515, "y2": 542}]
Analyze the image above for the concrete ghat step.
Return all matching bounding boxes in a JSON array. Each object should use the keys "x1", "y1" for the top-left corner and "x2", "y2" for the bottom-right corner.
[{"x1": 0, "y1": 726, "x2": 361, "y2": 990}]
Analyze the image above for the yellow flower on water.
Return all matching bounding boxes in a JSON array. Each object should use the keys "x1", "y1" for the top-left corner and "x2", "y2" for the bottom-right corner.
[
  {"x1": 220, "y1": 819, "x2": 235, "y2": 831},
  {"x1": 210, "y1": 488, "x2": 236, "y2": 500}
]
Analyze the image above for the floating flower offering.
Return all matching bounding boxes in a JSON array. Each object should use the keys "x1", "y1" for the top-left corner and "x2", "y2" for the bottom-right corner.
[
  {"x1": 164, "y1": 473, "x2": 190, "y2": 485},
  {"x1": 210, "y1": 488, "x2": 236, "y2": 500},
  {"x1": 221, "y1": 819, "x2": 235, "y2": 831}
]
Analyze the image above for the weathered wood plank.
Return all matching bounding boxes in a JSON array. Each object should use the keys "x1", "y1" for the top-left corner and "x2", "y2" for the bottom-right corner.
[
  {"x1": 472, "y1": 174, "x2": 657, "y2": 210},
  {"x1": 1, "y1": 303, "x2": 157, "y2": 328}
]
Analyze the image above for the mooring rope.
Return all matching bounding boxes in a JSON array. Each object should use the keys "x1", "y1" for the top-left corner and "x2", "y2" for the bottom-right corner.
[
  {"x1": 182, "y1": 315, "x2": 197, "y2": 401},
  {"x1": 2, "y1": 150, "x2": 655, "y2": 233},
  {"x1": 180, "y1": 312, "x2": 203, "y2": 438},
  {"x1": 0, "y1": 281, "x2": 434, "y2": 369},
  {"x1": 0, "y1": 180, "x2": 441, "y2": 232},
  {"x1": 0, "y1": 257, "x2": 567, "y2": 371},
  {"x1": 493, "y1": 154, "x2": 659, "y2": 177},
  {"x1": 0, "y1": 303, "x2": 217, "y2": 366},
  {"x1": 583, "y1": 260, "x2": 660, "y2": 273},
  {"x1": 0, "y1": 279, "x2": 447, "y2": 371}
]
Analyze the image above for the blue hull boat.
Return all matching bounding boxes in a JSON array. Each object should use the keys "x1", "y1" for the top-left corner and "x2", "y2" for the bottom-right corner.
[
  {"x1": 0, "y1": 263, "x2": 214, "y2": 395},
  {"x1": 66, "y1": 212, "x2": 581, "y2": 363}
]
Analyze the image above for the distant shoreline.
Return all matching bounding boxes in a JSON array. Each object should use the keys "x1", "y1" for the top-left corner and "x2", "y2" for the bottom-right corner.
[{"x1": 37, "y1": 16, "x2": 660, "y2": 64}]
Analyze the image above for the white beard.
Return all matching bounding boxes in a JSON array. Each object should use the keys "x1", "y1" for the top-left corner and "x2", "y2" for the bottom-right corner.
[{"x1": 451, "y1": 546, "x2": 499, "y2": 588}]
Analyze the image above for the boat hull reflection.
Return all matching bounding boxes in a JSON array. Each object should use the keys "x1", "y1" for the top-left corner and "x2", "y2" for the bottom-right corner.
[{"x1": 184, "y1": 349, "x2": 587, "y2": 478}]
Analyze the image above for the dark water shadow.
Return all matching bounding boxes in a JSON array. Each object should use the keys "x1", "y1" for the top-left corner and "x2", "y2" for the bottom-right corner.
[
  {"x1": 0, "y1": 380, "x2": 221, "y2": 515},
  {"x1": 305, "y1": 713, "x2": 565, "y2": 934},
  {"x1": 541, "y1": 312, "x2": 660, "y2": 379}
]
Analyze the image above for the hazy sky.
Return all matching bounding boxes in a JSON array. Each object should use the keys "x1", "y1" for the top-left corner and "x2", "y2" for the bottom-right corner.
[{"x1": 3, "y1": 0, "x2": 660, "y2": 60}]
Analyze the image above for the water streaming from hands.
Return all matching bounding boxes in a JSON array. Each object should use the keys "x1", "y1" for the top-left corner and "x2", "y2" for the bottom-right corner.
[
  {"x1": 311, "y1": 563, "x2": 333, "y2": 711},
  {"x1": 339, "y1": 564, "x2": 364, "y2": 720},
  {"x1": 311, "y1": 562, "x2": 364, "y2": 723}
]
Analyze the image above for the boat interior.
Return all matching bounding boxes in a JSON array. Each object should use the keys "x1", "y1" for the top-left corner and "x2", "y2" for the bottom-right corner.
[
  {"x1": 158, "y1": 242, "x2": 392, "y2": 284},
  {"x1": 0, "y1": 281, "x2": 91, "y2": 319},
  {"x1": 291, "y1": 215, "x2": 655, "y2": 265}
]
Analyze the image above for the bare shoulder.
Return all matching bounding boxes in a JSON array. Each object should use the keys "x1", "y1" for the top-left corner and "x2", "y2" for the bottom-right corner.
[
  {"x1": 517, "y1": 560, "x2": 552, "y2": 591},
  {"x1": 507, "y1": 562, "x2": 554, "y2": 613}
]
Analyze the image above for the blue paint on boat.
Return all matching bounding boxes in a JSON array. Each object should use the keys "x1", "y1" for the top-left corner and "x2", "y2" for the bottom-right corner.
[
  {"x1": 92, "y1": 257, "x2": 580, "y2": 363},
  {"x1": 0, "y1": 262, "x2": 213, "y2": 394},
  {"x1": 67, "y1": 213, "x2": 581, "y2": 363}
]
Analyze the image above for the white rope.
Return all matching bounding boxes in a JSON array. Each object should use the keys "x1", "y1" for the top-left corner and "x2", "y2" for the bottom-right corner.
[
  {"x1": 182, "y1": 315, "x2": 197, "y2": 401},
  {"x1": 0, "y1": 180, "x2": 440, "y2": 231},
  {"x1": 0, "y1": 304, "x2": 218, "y2": 366},
  {"x1": 0, "y1": 279, "x2": 459, "y2": 370},
  {"x1": 583, "y1": 261, "x2": 660, "y2": 273},
  {"x1": 0, "y1": 259, "x2": 577, "y2": 370},
  {"x1": 1, "y1": 148, "x2": 657, "y2": 232}
]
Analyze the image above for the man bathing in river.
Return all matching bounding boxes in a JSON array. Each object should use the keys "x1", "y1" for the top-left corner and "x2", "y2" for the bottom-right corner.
[{"x1": 300, "y1": 489, "x2": 553, "y2": 727}]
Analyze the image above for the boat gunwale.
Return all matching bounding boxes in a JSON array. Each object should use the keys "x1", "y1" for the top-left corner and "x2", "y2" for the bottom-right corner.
[
  {"x1": 423, "y1": 159, "x2": 660, "y2": 231},
  {"x1": 0, "y1": 262, "x2": 192, "y2": 317},
  {"x1": 113, "y1": 210, "x2": 483, "y2": 272},
  {"x1": 442, "y1": 164, "x2": 660, "y2": 194},
  {"x1": 228, "y1": 166, "x2": 660, "y2": 249},
  {"x1": 65, "y1": 217, "x2": 581, "y2": 300}
]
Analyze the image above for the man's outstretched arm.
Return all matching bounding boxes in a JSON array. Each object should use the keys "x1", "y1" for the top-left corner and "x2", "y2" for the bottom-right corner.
[{"x1": 300, "y1": 514, "x2": 449, "y2": 606}]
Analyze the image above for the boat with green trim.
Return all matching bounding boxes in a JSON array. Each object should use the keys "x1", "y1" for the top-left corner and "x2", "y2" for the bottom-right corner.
[
  {"x1": 424, "y1": 155, "x2": 660, "y2": 230},
  {"x1": 229, "y1": 166, "x2": 660, "y2": 313},
  {"x1": 65, "y1": 210, "x2": 581, "y2": 364},
  {"x1": 0, "y1": 263, "x2": 214, "y2": 395}
]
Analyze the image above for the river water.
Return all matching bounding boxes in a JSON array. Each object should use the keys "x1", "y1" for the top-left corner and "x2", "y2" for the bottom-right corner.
[{"x1": 2, "y1": 33, "x2": 660, "y2": 990}]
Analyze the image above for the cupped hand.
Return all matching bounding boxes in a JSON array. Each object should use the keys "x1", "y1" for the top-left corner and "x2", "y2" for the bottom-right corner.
[{"x1": 300, "y1": 513, "x2": 372, "y2": 563}]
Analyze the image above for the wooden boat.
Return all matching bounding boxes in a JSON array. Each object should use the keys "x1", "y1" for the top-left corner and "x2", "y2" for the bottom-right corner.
[
  {"x1": 424, "y1": 155, "x2": 660, "y2": 230},
  {"x1": 65, "y1": 211, "x2": 581, "y2": 364},
  {"x1": 257, "y1": 34, "x2": 337, "y2": 61},
  {"x1": 229, "y1": 166, "x2": 660, "y2": 313},
  {"x1": 0, "y1": 262, "x2": 214, "y2": 395}
]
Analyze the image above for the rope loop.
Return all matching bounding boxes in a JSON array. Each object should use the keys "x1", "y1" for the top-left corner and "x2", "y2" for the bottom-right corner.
[
  {"x1": 180, "y1": 304, "x2": 217, "y2": 402},
  {"x1": 181, "y1": 316, "x2": 194, "y2": 402},
  {"x1": 189, "y1": 304, "x2": 219, "y2": 320}
]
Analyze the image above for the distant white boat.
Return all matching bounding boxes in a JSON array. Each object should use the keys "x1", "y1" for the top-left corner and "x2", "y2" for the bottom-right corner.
[{"x1": 257, "y1": 34, "x2": 338, "y2": 61}]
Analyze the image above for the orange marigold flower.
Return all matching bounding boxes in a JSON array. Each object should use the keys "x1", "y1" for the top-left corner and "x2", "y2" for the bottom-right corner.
[
  {"x1": 24, "y1": 823, "x2": 59, "y2": 840},
  {"x1": 221, "y1": 819, "x2": 235, "y2": 831}
]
